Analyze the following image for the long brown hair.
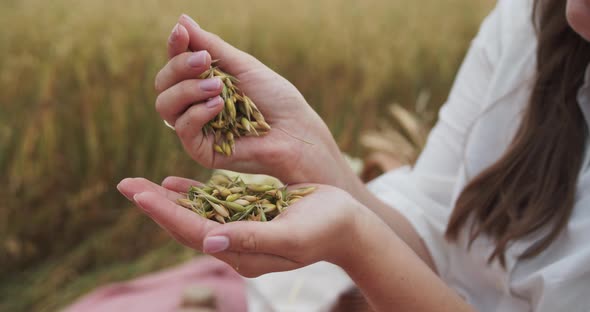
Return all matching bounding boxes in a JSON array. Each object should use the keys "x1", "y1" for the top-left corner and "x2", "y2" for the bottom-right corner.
[{"x1": 446, "y1": 0, "x2": 590, "y2": 266}]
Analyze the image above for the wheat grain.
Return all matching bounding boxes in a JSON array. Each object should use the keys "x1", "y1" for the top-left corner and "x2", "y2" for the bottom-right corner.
[
  {"x1": 177, "y1": 173, "x2": 315, "y2": 223},
  {"x1": 200, "y1": 61, "x2": 270, "y2": 156}
]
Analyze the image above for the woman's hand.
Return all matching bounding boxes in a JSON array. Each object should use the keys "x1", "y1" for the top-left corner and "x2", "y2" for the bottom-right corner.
[
  {"x1": 155, "y1": 15, "x2": 345, "y2": 185},
  {"x1": 154, "y1": 15, "x2": 438, "y2": 274},
  {"x1": 117, "y1": 176, "x2": 365, "y2": 278}
]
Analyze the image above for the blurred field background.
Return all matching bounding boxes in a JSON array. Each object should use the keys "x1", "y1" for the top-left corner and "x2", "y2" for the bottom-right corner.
[{"x1": 0, "y1": 0, "x2": 493, "y2": 310}]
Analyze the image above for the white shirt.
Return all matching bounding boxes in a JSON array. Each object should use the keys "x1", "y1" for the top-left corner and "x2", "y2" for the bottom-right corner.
[
  {"x1": 246, "y1": 1, "x2": 590, "y2": 311},
  {"x1": 368, "y1": 0, "x2": 590, "y2": 311}
]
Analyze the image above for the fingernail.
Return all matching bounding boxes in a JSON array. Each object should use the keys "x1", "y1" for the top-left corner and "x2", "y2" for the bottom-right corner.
[
  {"x1": 187, "y1": 51, "x2": 208, "y2": 67},
  {"x1": 203, "y1": 236, "x2": 230, "y2": 253},
  {"x1": 206, "y1": 96, "x2": 223, "y2": 108},
  {"x1": 182, "y1": 14, "x2": 199, "y2": 28},
  {"x1": 133, "y1": 194, "x2": 144, "y2": 208},
  {"x1": 170, "y1": 23, "x2": 180, "y2": 39},
  {"x1": 200, "y1": 78, "x2": 221, "y2": 91},
  {"x1": 132, "y1": 193, "x2": 155, "y2": 218},
  {"x1": 116, "y1": 181, "x2": 133, "y2": 201}
]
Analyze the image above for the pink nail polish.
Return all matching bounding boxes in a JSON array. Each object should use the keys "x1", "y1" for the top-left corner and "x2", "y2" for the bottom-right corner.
[
  {"x1": 170, "y1": 24, "x2": 179, "y2": 41},
  {"x1": 133, "y1": 194, "x2": 143, "y2": 207},
  {"x1": 187, "y1": 51, "x2": 208, "y2": 67},
  {"x1": 206, "y1": 97, "x2": 222, "y2": 108},
  {"x1": 200, "y1": 78, "x2": 221, "y2": 91},
  {"x1": 133, "y1": 193, "x2": 154, "y2": 217},
  {"x1": 116, "y1": 183, "x2": 133, "y2": 202},
  {"x1": 203, "y1": 236, "x2": 230, "y2": 253}
]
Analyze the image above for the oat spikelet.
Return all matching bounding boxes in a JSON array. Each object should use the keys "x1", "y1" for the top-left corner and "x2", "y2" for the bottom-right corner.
[
  {"x1": 200, "y1": 60, "x2": 270, "y2": 156},
  {"x1": 176, "y1": 173, "x2": 315, "y2": 223}
]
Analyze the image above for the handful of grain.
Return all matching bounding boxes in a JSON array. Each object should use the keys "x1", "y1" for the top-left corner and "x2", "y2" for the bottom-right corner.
[
  {"x1": 177, "y1": 174, "x2": 315, "y2": 223},
  {"x1": 200, "y1": 61, "x2": 270, "y2": 156}
]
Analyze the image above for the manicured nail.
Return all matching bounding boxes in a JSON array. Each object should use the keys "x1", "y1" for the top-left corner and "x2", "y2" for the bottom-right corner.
[
  {"x1": 203, "y1": 236, "x2": 230, "y2": 253},
  {"x1": 133, "y1": 194, "x2": 144, "y2": 208},
  {"x1": 116, "y1": 183, "x2": 133, "y2": 201},
  {"x1": 182, "y1": 14, "x2": 199, "y2": 28},
  {"x1": 200, "y1": 78, "x2": 221, "y2": 91},
  {"x1": 132, "y1": 193, "x2": 155, "y2": 217},
  {"x1": 169, "y1": 24, "x2": 179, "y2": 42},
  {"x1": 206, "y1": 96, "x2": 223, "y2": 108},
  {"x1": 187, "y1": 51, "x2": 208, "y2": 68}
]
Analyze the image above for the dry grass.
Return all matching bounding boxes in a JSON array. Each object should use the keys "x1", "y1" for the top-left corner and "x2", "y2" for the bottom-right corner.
[
  {"x1": 360, "y1": 95, "x2": 436, "y2": 181},
  {"x1": 0, "y1": 0, "x2": 492, "y2": 310}
]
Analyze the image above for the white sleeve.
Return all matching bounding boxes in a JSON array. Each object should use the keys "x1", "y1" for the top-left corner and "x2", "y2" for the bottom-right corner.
[
  {"x1": 367, "y1": 3, "x2": 503, "y2": 274},
  {"x1": 533, "y1": 270, "x2": 590, "y2": 312}
]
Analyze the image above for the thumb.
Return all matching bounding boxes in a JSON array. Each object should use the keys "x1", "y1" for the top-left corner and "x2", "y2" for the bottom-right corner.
[
  {"x1": 202, "y1": 221, "x2": 299, "y2": 258},
  {"x1": 178, "y1": 14, "x2": 262, "y2": 74}
]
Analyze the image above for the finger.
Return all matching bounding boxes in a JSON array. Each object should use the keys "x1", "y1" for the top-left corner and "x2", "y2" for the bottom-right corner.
[
  {"x1": 213, "y1": 251, "x2": 301, "y2": 278},
  {"x1": 168, "y1": 23, "x2": 190, "y2": 59},
  {"x1": 202, "y1": 221, "x2": 300, "y2": 259},
  {"x1": 155, "y1": 51, "x2": 212, "y2": 94},
  {"x1": 133, "y1": 193, "x2": 301, "y2": 277},
  {"x1": 141, "y1": 202, "x2": 204, "y2": 249},
  {"x1": 165, "y1": 226, "x2": 199, "y2": 249},
  {"x1": 178, "y1": 14, "x2": 261, "y2": 73},
  {"x1": 174, "y1": 96, "x2": 223, "y2": 148},
  {"x1": 117, "y1": 177, "x2": 185, "y2": 203},
  {"x1": 155, "y1": 78, "x2": 222, "y2": 125},
  {"x1": 133, "y1": 191, "x2": 218, "y2": 249},
  {"x1": 162, "y1": 176, "x2": 204, "y2": 193}
]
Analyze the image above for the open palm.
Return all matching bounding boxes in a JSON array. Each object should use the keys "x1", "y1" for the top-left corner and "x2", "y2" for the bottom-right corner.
[{"x1": 117, "y1": 176, "x2": 361, "y2": 278}]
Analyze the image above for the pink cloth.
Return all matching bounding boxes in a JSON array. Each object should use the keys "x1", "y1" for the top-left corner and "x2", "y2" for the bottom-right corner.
[{"x1": 63, "y1": 256, "x2": 248, "y2": 312}]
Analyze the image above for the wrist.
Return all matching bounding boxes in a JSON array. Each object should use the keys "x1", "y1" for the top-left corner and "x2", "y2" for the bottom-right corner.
[
  {"x1": 333, "y1": 206, "x2": 474, "y2": 312},
  {"x1": 330, "y1": 202, "x2": 394, "y2": 271},
  {"x1": 265, "y1": 118, "x2": 366, "y2": 196},
  {"x1": 298, "y1": 127, "x2": 370, "y2": 198},
  {"x1": 295, "y1": 133, "x2": 361, "y2": 189}
]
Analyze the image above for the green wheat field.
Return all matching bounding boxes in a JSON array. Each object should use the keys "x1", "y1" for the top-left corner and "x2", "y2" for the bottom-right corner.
[{"x1": 0, "y1": 0, "x2": 492, "y2": 310}]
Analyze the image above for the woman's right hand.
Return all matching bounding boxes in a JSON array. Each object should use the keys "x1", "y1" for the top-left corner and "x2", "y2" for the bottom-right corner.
[{"x1": 155, "y1": 14, "x2": 351, "y2": 187}]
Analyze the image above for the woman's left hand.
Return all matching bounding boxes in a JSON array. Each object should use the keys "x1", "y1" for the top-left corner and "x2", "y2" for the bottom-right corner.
[{"x1": 117, "y1": 176, "x2": 365, "y2": 278}]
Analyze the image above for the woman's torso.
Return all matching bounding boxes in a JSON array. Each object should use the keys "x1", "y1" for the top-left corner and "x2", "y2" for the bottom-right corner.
[{"x1": 444, "y1": 1, "x2": 590, "y2": 310}]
